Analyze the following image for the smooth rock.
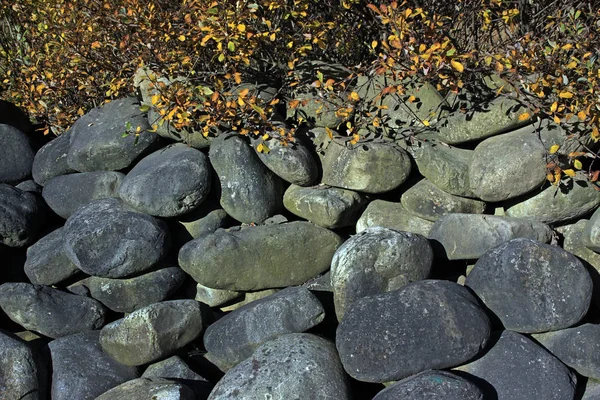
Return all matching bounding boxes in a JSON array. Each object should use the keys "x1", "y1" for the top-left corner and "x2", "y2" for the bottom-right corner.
[
  {"x1": 179, "y1": 222, "x2": 342, "y2": 290},
  {"x1": 32, "y1": 130, "x2": 75, "y2": 185},
  {"x1": 0, "y1": 184, "x2": 45, "y2": 247},
  {"x1": 356, "y1": 200, "x2": 434, "y2": 237},
  {"x1": 49, "y1": 331, "x2": 139, "y2": 400},
  {"x1": 73, "y1": 267, "x2": 186, "y2": 313},
  {"x1": 0, "y1": 124, "x2": 35, "y2": 185},
  {"x1": 174, "y1": 206, "x2": 229, "y2": 243},
  {"x1": 505, "y1": 179, "x2": 600, "y2": 224},
  {"x1": 409, "y1": 141, "x2": 476, "y2": 197},
  {"x1": 401, "y1": 179, "x2": 486, "y2": 222},
  {"x1": 429, "y1": 214, "x2": 554, "y2": 260},
  {"x1": 331, "y1": 227, "x2": 433, "y2": 319},
  {"x1": 195, "y1": 284, "x2": 242, "y2": 308},
  {"x1": 0, "y1": 330, "x2": 44, "y2": 400},
  {"x1": 253, "y1": 135, "x2": 319, "y2": 186},
  {"x1": 63, "y1": 198, "x2": 169, "y2": 278},
  {"x1": 321, "y1": 139, "x2": 411, "y2": 194},
  {"x1": 42, "y1": 171, "x2": 124, "y2": 218},
  {"x1": 118, "y1": 143, "x2": 211, "y2": 217},
  {"x1": 95, "y1": 378, "x2": 195, "y2": 400},
  {"x1": 219, "y1": 289, "x2": 280, "y2": 312},
  {"x1": 100, "y1": 300, "x2": 203, "y2": 366},
  {"x1": 0, "y1": 283, "x2": 106, "y2": 338},
  {"x1": 142, "y1": 356, "x2": 211, "y2": 398},
  {"x1": 204, "y1": 287, "x2": 325, "y2": 369},
  {"x1": 455, "y1": 330, "x2": 577, "y2": 400},
  {"x1": 24, "y1": 227, "x2": 80, "y2": 285},
  {"x1": 209, "y1": 132, "x2": 284, "y2": 223},
  {"x1": 208, "y1": 333, "x2": 350, "y2": 400},
  {"x1": 283, "y1": 184, "x2": 366, "y2": 228},
  {"x1": 372, "y1": 370, "x2": 484, "y2": 400},
  {"x1": 15, "y1": 180, "x2": 41, "y2": 193},
  {"x1": 533, "y1": 324, "x2": 600, "y2": 379},
  {"x1": 469, "y1": 124, "x2": 547, "y2": 202},
  {"x1": 584, "y1": 207, "x2": 600, "y2": 252},
  {"x1": 67, "y1": 97, "x2": 159, "y2": 172},
  {"x1": 466, "y1": 238, "x2": 592, "y2": 333},
  {"x1": 336, "y1": 280, "x2": 490, "y2": 382}
]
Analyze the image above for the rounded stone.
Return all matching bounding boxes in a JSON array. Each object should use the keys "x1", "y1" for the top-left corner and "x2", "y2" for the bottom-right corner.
[
  {"x1": 32, "y1": 130, "x2": 75, "y2": 186},
  {"x1": 0, "y1": 184, "x2": 45, "y2": 247},
  {"x1": 0, "y1": 124, "x2": 35, "y2": 185}
]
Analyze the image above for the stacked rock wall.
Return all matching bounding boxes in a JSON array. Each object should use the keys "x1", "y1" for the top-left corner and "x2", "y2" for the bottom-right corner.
[{"x1": 2, "y1": 92, "x2": 600, "y2": 399}]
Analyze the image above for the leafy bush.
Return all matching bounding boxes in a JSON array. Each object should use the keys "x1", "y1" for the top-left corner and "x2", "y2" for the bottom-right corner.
[{"x1": 0, "y1": 0, "x2": 598, "y2": 182}]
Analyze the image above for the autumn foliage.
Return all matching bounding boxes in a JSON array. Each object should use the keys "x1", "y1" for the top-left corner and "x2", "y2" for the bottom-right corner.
[{"x1": 0, "y1": 0, "x2": 599, "y2": 181}]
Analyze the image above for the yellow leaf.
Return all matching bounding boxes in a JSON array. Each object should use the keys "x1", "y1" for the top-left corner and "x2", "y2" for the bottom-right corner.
[
  {"x1": 554, "y1": 115, "x2": 561, "y2": 124},
  {"x1": 178, "y1": 35, "x2": 186, "y2": 41},
  {"x1": 262, "y1": 133, "x2": 270, "y2": 140},
  {"x1": 325, "y1": 127, "x2": 333, "y2": 139},
  {"x1": 373, "y1": 117, "x2": 380, "y2": 127},
  {"x1": 549, "y1": 144, "x2": 560, "y2": 154},
  {"x1": 422, "y1": 120, "x2": 430, "y2": 127},
  {"x1": 234, "y1": 73, "x2": 242, "y2": 84},
  {"x1": 574, "y1": 159, "x2": 583, "y2": 169},
  {"x1": 408, "y1": 95, "x2": 416, "y2": 103},
  {"x1": 559, "y1": 91, "x2": 573, "y2": 99},
  {"x1": 566, "y1": 61, "x2": 577, "y2": 69},
  {"x1": 237, "y1": 24, "x2": 246, "y2": 32},
  {"x1": 578, "y1": 111, "x2": 586, "y2": 121},
  {"x1": 551, "y1": 101, "x2": 558, "y2": 112},
  {"x1": 562, "y1": 43, "x2": 573, "y2": 50},
  {"x1": 564, "y1": 169, "x2": 576, "y2": 177},
  {"x1": 349, "y1": 91, "x2": 360, "y2": 101},
  {"x1": 593, "y1": 126, "x2": 600, "y2": 141},
  {"x1": 256, "y1": 143, "x2": 264, "y2": 152},
  {"x1": 371, "y1": 40, "x2": 378, "y2": 49},
  {"x1": 237, "y1": 97, "x2": 245, "y2": 106},
  {"x1": 270, "y1": 33, "x2": 276, "y2": 41},
  {"x1": 151, "y1": 94, "x2": 159, "y2": 105},
  {"x1": 518, "y1": 112, "x2": 530, "y2": 121},
  {"x1": 450, "y1": 60, "x2": 464, "y2": 73},
  {"x1": 218, "y1": 53, "x2": 225, "y2": 62}
]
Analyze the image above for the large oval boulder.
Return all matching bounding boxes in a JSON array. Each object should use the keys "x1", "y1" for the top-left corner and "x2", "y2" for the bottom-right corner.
[
  {"x1": 209, "y1": 132, "x2": 284, "y2": 223},
  {"x1": 466, "y1": 238, "x2": 592, "y2": 333},
  {"x1": 67, "y1": 97, "x2": 160, "y2": 172},
  {"x1": 0, "y1": 283, "x2": 106, "y2": 338},
  {"x1": 49, "y1": 331, "x2": 139, "y2": 400},
  {"x1": 118, "y1": 143, "x2": 211, "y2": 217},
  {"x1": 179, "y1": 221, "x2": 343, "y2": 290},
  {"x1": 208, "y1": 333, "x2": 350, "y2": 400},
  {"x1": 42, "y1": 171, "x2": 124, "y2": 218},
  {"x1": 356, "y1": 199, "x2": 434, "y2": 237},
  {"x1": 321, "y1": 139, "x2": 411, "y2": 194},
  {"x1": 331, "y1": 227, "x2": 433, "y2": 319},
  {"x1": 99, "y1": 300, "x2": 204, "y2": 366},
  {"x1": 24, "y1": 227, "x2": 80, "y2": 286},
  {"x1": 32, "y1": 130, "x2": 75, "y2": 185},
  {"x1": 0, "y1": 330, "x2": 45, "y2": 400},
  {"x1": 0, "y1": 184, "x2": 45, "y2": 247},
  {"x1": 204, "y1": 287, "x2": 324, "y2": 370},
  {"x1": 429, "y1": 214, "x2": 554, "y2": 260},
  {"x1": 63, "y1": 198, "x2": 169, "y2": 278},
  {"x1": 336, "y1": 280, "x2": 490, "y2": 382},
  {"x1": 455, "y1": 330, "x2": 577, "y2": 400},
  {"x1": 0, "y1": 124, "x2": 35, "y2": 185},
  {"x1": 96, "y1": 378, "x2": 195, "y2": 400}
]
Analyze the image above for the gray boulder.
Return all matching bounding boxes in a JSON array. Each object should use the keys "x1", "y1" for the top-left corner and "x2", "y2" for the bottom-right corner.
[
  {"x1": 0, "y1": 330, "x2": 45, "y2": 400},
  {"x1": 96, "y1": 378, "x2": 195, "y2": 400},
  {"x1": 533, "y1": 324, "x2": 600, "y2": 379},
  {"x1": 401, "y1": 179, "x2": 486, "y2": 222},
  {"x1": 505, "y1": 179, "x2": 600, "y2": 224},
  {"x1": 16, "y1": 180, "x2": 41, "y2": 193},
  {"x1": 67, "y1": 97, "x2": 160, "y2": 172},
  {"x1": 283, "y1": 184, "x2": 366, "y2": 228},
  {"x1": 466, "y1": 238, "x2": 592, "y2": 333},
  {"x1": 174, "y1": 205, "x2": 229, "y2": 243},
  {"x1": 321, "y1": 139, "x2": 412, "y2": 194},
  {"x1": 142, "y1": 356, "x2": 212, "y2": 399},
  {"x1": 32, "y1": 130, "x2": 75, "y2": 185},
  {"x1": 372, "y1": 370, "x2": 484, "y2": 400},
  {"x1": 331, "y1": 227, "x2": 433, "y2": 319},
  {"x1": 583, "y1": 207, "x2": 600, "y2": 252},
  {"x1": 49, "y1": 331, "x2": 139, "y2": 400},
  {"x1": 409, "y1": 141, "x2": 476, "y2": 197},
  {"x1": 336, "y1": 280, "x2": 490, "y2": 382},
  {"x1": 204, "y1": 287, "x2": 324, "y2": 370},
  {"x1": 72, "y1": 267, "x2": 186, "y2": 313},
  {"x1": 118, "y1": 143, "x2": 211, "y2": 217},
  {"x1": 24, "y1": 227, "x2": 80, "y2": 285},
  {"x1": 0, "y1": 184, "x2": 45, "y2": 247},
  {"x1": 179, "y1": 222, "x2": 342, "y2": 290},
  {"x1": 429, "y1": 214, "x2": 554, "y2": 260},
  {"x1": 253, "y1": 135, "x2": 319, "y2": 186},
  {"x1": 194, "y1": 283, "x2": 242, "y2": 308},
  {"x1": 100, "y1": 300, "x2": 203, "y2": 366},
  {"x1": 0, "y1": 283, "x2": 106, "y2": 338},
  {"x1": 455, "y1": 330, "x2": 577, "y2": 400},
  {"x1": 209, "y1": 132, "x2": 284, "y2": 223},
  {"x1": 63, "y1": 198, "x2": 169, "y2": 278},
  {"x1": 356, "y1": 200, "x2": 434, "y2": 237},
  {"x1": 0, "y1": 124, "x2": 35, "y2": 185},
  {"x1": 208, "y1": 333, "x2": 350, "y2": 400},
  {"x1": 469, "y1": 124, "x2": 548, "y2": 202},
  {"x1": 42, "y1": 171, "x2": 124, "y2": 218}
]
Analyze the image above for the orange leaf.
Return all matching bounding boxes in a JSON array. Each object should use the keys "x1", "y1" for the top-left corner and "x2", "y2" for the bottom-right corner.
[
  {"x1": 91, "y1": 41, "x2": 101, "y2": 49},
  {"x1": 518, "y1": 112, "x2": 530, "y2": 121}
]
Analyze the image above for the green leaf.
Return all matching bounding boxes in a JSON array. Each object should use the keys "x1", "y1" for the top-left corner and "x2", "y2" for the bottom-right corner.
[
  {"x1": 228, "y1": 41, "x2": 235, "y2": 52},
  {"x1": 139, "y1": 105, "x2": 150, "y2": 112},
  {"x1": 207, "y1": 7, "x2": 218, "y2": 14},
  {"x1": 121, "y1": 132, "x2": 129, "y2": 138},
  {"x1": 125, "y1": 121, "x2": 132, "y2": 131},
  {"x1": 446, "y1": 48, "x2": 456, "y2": 56}
]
